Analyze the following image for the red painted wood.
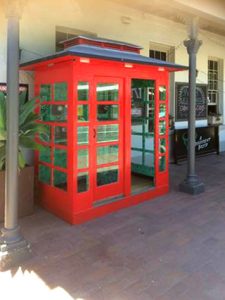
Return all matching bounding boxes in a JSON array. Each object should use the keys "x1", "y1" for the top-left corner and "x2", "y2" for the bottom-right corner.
[{"x1": 23, "y1": 52, "x2": 179, "y2": 224}]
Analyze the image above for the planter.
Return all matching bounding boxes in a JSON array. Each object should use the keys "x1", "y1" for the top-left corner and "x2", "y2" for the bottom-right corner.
[{"x1": 0, "y1": 166, "x2": 34, "y2": 222}]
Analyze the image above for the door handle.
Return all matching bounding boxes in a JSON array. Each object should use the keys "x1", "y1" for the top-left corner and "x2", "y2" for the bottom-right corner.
[{"x1": 93, "y1": 128, "x2": 96, "y2": 138}]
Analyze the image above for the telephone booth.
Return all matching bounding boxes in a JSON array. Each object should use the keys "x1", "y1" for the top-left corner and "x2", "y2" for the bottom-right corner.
[{"x1": 21, "y1": 36, "x2": 186, "y2": 224}]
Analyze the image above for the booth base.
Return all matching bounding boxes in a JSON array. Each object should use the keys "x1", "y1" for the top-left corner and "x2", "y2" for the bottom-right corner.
[{"x1": 41, "y1": 185, "x2": 169, "y2": 225}]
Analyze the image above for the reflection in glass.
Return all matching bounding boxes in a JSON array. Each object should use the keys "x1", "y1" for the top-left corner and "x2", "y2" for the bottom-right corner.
[
  {"x1": 77, "y1": 172, "x2": 89, "y2": 193},
  {"x1": 78, "y1": 149, "x2": 89, "y2": 169},
  {"x1": 54, "y1": 126, "x2": 67, "y2": 145},
  {"x1": 159, "y1": 120, "x2": 166, "y2": 135},
  {"x1": 54, "y1": 148, "x2": 67, "y2": 168},
  {"x1": 78, "y1": 105, "x2": 89, "y2": 122},
  {"x1": 39, "y1": 146, "x2": 51, "y2": 163},
  {"x1": 54, "y1": 82, "x2": 68, "y2": 101},
  {"x1": 97, "y1": 105, "x2": 118, "y2": 121},
  {"x1": 39, "y1": 165, "x2": 51, "y2": 185},
  {"x1": 159, "y1": 139, "x2": 166, "y2": 154},
  {"x1": 40, "y1": 124, "x2": 51, "y2": 143},
  {"x1": 77, "y1": 126, "x2": 89, "y2": 145},
  {"x1": 54, "y1": 170, "x2": 67, "y2": 191},
  {"x1": 40, "y1": 84, "x2": 51, "y2": 102},
  {"x1": 97, "y1": 165, "x2": 118, "y2": 186},
  {"x1": 159, "y1": 86, "x2": 166, "y2": 100},
  {"x1": 78, "y1": 82, "x2": 89, "y2": 101},
  {"x1": 159, "y1": 156, "x2": 166, "y2": 172},
  {"x1": 159, "y1": 104, "x2": 166, "y2": 118},
  {"x1": 41, "y1": 105, "x2": 67, "y2": 122},
  {"x1": 97, "y1": 124, "x2": 119, "y2": 142},
  {"x1": 97, "y1": 145, "x2": 118, "y2": 165},
  {"x1": 97, "y1": 83, "x2": 118, "y2": 101}
]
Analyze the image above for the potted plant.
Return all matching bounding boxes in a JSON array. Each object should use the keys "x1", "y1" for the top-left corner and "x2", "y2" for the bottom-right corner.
[{"x1": 0, "y1": 91, "x2": 46, "y2": 222}]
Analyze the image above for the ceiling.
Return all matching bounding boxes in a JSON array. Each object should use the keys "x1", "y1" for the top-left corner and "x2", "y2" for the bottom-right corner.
[{"x1": 111, "y1": 0, "x2": 225, "y2": 37}]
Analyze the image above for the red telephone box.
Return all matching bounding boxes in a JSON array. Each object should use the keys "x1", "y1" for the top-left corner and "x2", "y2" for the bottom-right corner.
[{"x1": 21, "y1": 36, "x2": 186, "y2": 224}]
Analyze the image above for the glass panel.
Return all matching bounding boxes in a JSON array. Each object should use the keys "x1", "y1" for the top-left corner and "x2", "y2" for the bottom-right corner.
[
  {"x1": 78, "y1": 105, "x2": 89, "y2": 122},
  {"x1": 97, "y1": 83, "x2": 119, "y2": 101},
  {"x1": 78, "y1": 82, "x2": 89, "y2": 101},
  {"x1": 159, "y1": 120, "x2": 166, "y2": 135},
  {"x1": 97, "y1": 165, "x2": 118, "y2": 186},
  {"x1": 41, "y1": 105, "x2": 67, "y2": 122},
  {"x1": 159, "y1": 104, "x2": 166, "y2": 118},
  {"x1": 54, "y1": 82, "x2": 68, "y2": 101},
  {"x1": 159, "y1": 139, "x2": 166, "y2": 154},
  {"x1": 78, "y1": 149, "x2": 89, "y2": 169},
  {"x1": 51, "y1": 105, "x2": 67, "y2": 122},
  {"x1": 159, "y1": 86, "x2": 166, "y2": 100},
  {"x1": 77, "y1": 172, "x2": 89, "y2": 193},
  {"x1": 40, "y1": 84, "x2": 51, "y2": 102},
  {"x1": 39, "y1": 165, "x2": 51, "y2": 184},
  {"x1": 77, "y1": 126, "x2": 89, "y2": 145},
  {"x1": 159, "y1": 156, "x2": 166, "y2": 172},
  {"x1": 54, "y1": 170, "x2": 67, "y2": 191},
  {"x1": 54, "y1": 148, "x2": 67, "y2": 168},
  {"x1": 97, "y1": 145, "x2": 119, "y2": 165},
  {"x1": 54, "y1": 126, "x2": 67, "y2": 145},
  {"x1": 39, "y1": 146, "x2": 51, "y2": 163},
  {"x1": 97, "y1": 124, "x2": 119, "y2": 142},
  {"x1": 39, "y1": 124, "x2": 51, "y2": 143},
  {"x1": 97, "y1": 105, "x2": 118, "y2": 121}
]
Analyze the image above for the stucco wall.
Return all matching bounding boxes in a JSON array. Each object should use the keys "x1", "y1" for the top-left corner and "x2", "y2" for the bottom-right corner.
[{"x1": 1, "y1": 0, "x2": 225, "y2": 123}]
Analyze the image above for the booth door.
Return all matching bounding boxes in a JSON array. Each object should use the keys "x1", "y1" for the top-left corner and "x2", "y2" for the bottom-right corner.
[{"x1": 93, "y1": 77, "x2": 124, "y2": 202}]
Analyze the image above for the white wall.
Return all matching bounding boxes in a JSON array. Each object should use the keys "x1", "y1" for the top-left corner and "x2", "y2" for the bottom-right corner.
[{"x1": 1, "y1": 0, "x2": 225, "y2": 122}]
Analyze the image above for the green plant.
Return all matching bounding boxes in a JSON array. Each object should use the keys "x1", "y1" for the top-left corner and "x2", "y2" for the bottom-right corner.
[{"x1": 0, "y1": 91, "x2": 47, "y2": 171}]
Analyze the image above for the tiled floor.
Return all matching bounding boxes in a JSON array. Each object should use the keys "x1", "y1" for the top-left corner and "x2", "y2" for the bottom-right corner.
[{"x1": 1, "y1": 153, "x2": 225, "y2": 300}]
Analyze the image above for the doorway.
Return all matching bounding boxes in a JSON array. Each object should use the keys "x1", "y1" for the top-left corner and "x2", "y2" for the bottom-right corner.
[{"x1": 131, "y1": 79, "x2": 155, "y2": 194}]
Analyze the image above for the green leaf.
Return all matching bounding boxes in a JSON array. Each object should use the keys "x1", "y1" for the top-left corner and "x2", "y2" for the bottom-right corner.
[
  {"x1": 0, "y1": 128, "x2": 6, "y2": 141},
  {"x1": 19, "y1": 90, "x2": 27, "y2": 106},
  {"x1": 0, "y1": 91, "x2": 6, "y2": 130},
  {"x1": 19, "y1": 98, "x2": 37, "y2": 126},
  {"x1": 0, "y1": 144, "x2": 6, "y2": 171},
  {"x1": 18, "y1": 150, "x2": 26, "y2": 169},
  {"x1": 19, "y1": 135, "x2": 44, "y2": 151}
]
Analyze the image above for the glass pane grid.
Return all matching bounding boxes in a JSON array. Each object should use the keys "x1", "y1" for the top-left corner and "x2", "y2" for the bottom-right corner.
[
  {"x1": 54, "y1": 148, "x2": 67, "y2": 168},
  {"x1": 54, "y1": 82, "x2": 68, "y2": 101},
  {"x1": 54, "y1": 170, "x2": 67, "y2": 191},
  {"x1": 77, "y1": 172, "x2": 89, "y2": 193},
  {"x1": 78, "y1": 82, "x2": 89, "y2": 101},
  {"x1": 78, "y1": 148, "x2": 89, "y2": 169},
  {"x1": 97, "y1": 83, "x2": 119, "y2": 101},
  {"x1": 97, "y1": 165, "x2": 118, "y2": 186}
]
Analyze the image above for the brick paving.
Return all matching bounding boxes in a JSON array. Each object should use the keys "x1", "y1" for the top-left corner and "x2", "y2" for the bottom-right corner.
[{"x1": 1, "y1": 153, "x2": 225, "y2": 299}]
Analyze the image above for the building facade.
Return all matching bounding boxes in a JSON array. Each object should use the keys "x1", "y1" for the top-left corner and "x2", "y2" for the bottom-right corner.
[{"x1": 0, "y1": 0, "x2": 225, "y2": 150}]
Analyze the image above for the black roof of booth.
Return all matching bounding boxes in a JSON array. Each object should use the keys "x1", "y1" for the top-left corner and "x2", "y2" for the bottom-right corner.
[{"x1": 21, "y1": 44, "x2": 187, "y2": 70}]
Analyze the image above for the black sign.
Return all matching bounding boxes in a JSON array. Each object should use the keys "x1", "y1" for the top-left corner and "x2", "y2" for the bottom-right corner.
[
  {"x1": 0, "y1": 83, "x2": 29, "y2": 101},
  {"x1": 174, "y1": 126, "x2": 219, "y2": 163},
  {"x1": 175, "y1": 83, "x2": 207, "y2": 121}
]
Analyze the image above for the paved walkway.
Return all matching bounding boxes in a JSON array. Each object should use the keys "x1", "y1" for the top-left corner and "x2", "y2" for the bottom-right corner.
[{"x1": 1, "y1": 153, "x2": 225, "y2": 300}]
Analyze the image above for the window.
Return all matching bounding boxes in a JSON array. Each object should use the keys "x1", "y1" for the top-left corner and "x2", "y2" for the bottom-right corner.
[
  {"x1": 149, "y1": 42, "x2": 175, "y2": 117},
  {"x1": 207, "y1": 58, "x2": 223, "y2": 115},
  {"x1": 56, "y1": 26, "x2": 97, "y2": 51},
  {"x1": 149, "y1": 49, "x2": 167, "y2": 61},
  {"x1": 208, "y1": 59, "x2": 219, "y2": 112}
]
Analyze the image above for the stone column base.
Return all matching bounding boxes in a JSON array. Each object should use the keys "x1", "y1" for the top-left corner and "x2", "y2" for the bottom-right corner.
[
  {"x1": 179, "y1": 177, "x2": 205, "y2": 195},
  {"x1": 0, "y1": 239, "x2": 31, "y2": 271}
]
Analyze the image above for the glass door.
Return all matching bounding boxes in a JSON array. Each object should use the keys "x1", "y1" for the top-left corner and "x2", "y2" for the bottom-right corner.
[
  {"x1": 131, "y1": 79, "x2": 155, "y2": 193},
  {"x1": 93, "y1": 78, "x2": 124, "y2": 202}
]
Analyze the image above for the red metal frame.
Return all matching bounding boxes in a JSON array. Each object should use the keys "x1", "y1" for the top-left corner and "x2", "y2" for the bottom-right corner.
[{"x1": 22, "y1": 56, "x2": 173, "y2": 224}]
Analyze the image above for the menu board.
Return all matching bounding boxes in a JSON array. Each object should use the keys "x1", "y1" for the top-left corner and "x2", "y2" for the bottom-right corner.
[
  {"x1": 174, "y1": 126, "x2": 219, "y2": 163},
  {"x1": 175, "y1": 83, "x2": 207, "y2": 121}
]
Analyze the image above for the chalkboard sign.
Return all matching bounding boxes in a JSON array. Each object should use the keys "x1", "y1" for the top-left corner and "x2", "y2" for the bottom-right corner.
[
  {"x1": 174, "y1": 126, "x2": 219, "y2": 163},
  {"x1": 175, "y1": 83, "x2": 207, "y2": 121}
]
